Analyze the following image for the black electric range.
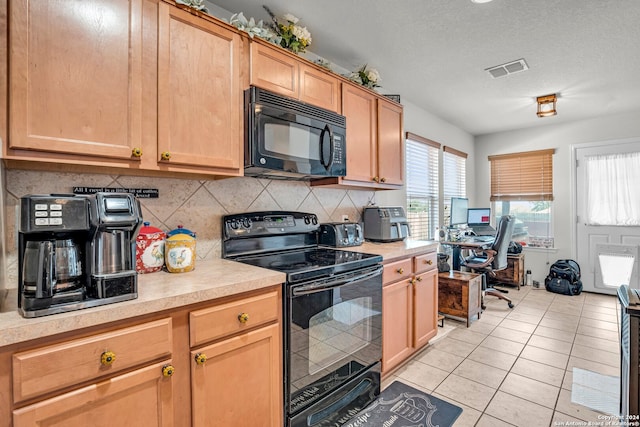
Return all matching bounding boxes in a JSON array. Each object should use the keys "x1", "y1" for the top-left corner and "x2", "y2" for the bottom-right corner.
[{"x1": 222, "y1": 211, "x2": 383, "y2": 427}]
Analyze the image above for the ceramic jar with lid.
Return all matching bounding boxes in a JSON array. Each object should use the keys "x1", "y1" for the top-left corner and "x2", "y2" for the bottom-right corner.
[
  {"x1": 165, "y1": 225, "x2": 196, "y2": 273},
  {"x1": 135, "y1": 222, "x2": 166, "y2": 273}
]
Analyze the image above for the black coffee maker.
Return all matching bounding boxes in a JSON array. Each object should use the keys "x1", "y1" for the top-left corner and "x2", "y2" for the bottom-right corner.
[{"x1": 18, "y1": 193, "x2": 142, "y2": 317}]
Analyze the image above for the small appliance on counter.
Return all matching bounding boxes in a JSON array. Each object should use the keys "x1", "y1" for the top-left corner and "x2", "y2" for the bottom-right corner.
[
  {"x1": 318, "y1": 222, "x2": 363, "y2": 247},
  {"x1": 164, "y1": 226, "x2": 196, "y2": 273},
  {"x1": 135, "y1": 222, "x2": 166, "y2": 273},
  {"x1": 363, "y1": 206, "x2": 411, "y2": 242},
  {"x1": 18, "y1": 193, "x2": 142, "y2": 318}
]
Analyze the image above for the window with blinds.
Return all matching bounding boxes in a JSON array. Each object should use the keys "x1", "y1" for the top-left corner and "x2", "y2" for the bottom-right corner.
[
  {"x1": 443, "y1": 146, "x2": 467, "y2": 226},
  {"x1": 405, "y1": 133, "x2": 439, "y2": 240},
  {"x1": 489, "y1": 149, "x2": 554, "y2": 201},
  {"x1": 489, "y1": 149, "x2": 555, "y2": 247}
]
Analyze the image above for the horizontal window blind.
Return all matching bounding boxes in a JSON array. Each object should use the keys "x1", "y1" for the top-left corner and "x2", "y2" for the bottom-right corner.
[
  {"x1": 489, "y1": 149, "x2": 554, "y2": 201},
  {"x1": 443, "y1": 146, "x2": 466, "y2": 199},
  {"x1": 406, "y1": 133, "x2": 439, "y2": 240},
  {"x1": 443, "y1": 147, "x2": 467, "y2": 227}
]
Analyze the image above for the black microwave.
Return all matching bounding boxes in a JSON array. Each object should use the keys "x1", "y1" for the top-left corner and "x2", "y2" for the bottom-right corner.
[{"x1": 244, "y1": 86, "x2": 347, "y2": 180}]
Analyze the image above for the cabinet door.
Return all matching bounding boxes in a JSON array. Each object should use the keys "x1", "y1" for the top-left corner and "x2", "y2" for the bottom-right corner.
[
  {"x1": 9, "y1": 0, "x2": 143, "y2": 160},
  {"x1": 157, "y1": 3, "x2": 242, "y2": 173},
  {"x1": 299, "y1": 63, "x2": 340, "y2": 113},
  {"x1": 414, "y1": 269, "x2": 438, "y2": 348},
  {"x1": 377, "y1": 99, "x2": 404, "y2": 185},
  {"x1": 13, "y1": 361, "x2": 174, "y2": 427},
  {"x1": 382, "y1": 278, "x2": 413, "y2": 374},
  {"x1": 191, "y1": 323, "x2": 282, "y2": 427},
  {"x1": 342, "y1": 84, "x2": 377, "y2": 183},
  {"x1": 250, "y1": 42, "x2": 298, "y2": 99}
]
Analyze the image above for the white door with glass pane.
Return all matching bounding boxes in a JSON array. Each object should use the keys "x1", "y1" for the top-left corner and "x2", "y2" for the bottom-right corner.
[{"x1": 575, "y1": 139, "x2": 640, "y2": 294}]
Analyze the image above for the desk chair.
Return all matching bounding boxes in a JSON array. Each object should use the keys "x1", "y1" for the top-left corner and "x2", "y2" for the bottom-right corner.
[{"x1": 461, "y1": 215, "x2": 516, "y2": 309}]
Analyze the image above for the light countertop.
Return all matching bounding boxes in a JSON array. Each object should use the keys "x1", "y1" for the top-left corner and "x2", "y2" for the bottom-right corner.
[{"x1": 0, "y1": 239, "x2": 437, "y2": 348}]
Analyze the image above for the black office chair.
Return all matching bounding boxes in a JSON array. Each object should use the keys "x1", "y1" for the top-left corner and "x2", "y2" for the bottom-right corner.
[{"x1": 461, "y1": 215, "x2": 516, "y2": 309}]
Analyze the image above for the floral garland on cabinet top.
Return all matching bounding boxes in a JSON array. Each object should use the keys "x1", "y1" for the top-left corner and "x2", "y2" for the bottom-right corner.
[{"x1": 227, "y1": 5, "x2": 382, "y2": 90}]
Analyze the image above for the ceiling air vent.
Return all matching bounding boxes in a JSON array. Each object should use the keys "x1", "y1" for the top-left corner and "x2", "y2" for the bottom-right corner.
[{"x1": 485, "y1": 58, "x2": 529, "y2": 78}]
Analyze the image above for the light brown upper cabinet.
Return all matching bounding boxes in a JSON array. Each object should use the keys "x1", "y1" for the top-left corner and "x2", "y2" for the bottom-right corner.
[
  {"x1": 342, "y1": 83, "x2": 378, "y2": 184},
  {"x1": 156, "y1": 2, "x2": 243, "y2": 174},
  {"x1": 8, "y1": 0, "x2": 145, "y2": 161},
  {"x1": 250, "y1": 40, "x2": 341, "y2": 113},
  {"x1": 376, "y1": 97, "x2": 404, "y2": 186},
  {"x1": 312, "y1": 81, "x2": 404, "y2": 189},
  {"x1": 6, "y1": 0, "x2": 245, "y2": 178}
]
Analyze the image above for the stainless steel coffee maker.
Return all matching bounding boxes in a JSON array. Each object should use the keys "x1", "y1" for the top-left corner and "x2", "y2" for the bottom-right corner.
[
  {"x1": 18, "y1": 193, "x2": 142, "y2": 317},
  {"x1": 88, "y1": 193, "x2": 142, "y2": 299}
]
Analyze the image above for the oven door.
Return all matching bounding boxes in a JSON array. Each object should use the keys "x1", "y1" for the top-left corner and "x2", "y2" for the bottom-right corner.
[{"x1": 286, "y1": 265, "x2": 383, "y2": 426}]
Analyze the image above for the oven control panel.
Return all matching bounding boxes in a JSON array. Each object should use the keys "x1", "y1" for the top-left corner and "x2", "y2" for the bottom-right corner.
[{"x1": 223, "y1": 211, "x2": 319, "y2": 237}]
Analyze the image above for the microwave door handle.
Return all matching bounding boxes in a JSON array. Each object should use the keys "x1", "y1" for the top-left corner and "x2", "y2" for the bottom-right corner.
[{"x1": 319, "y1": 125, "x2": 334, "y2": 170}]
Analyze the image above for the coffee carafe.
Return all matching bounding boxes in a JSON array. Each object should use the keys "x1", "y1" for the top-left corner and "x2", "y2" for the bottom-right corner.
[
  {"x1": 19, "y1": 195, "x2": 92, "y2": 315},
  {"x1": 22, "y1": 239, "x2": 84, "y2": 297}
]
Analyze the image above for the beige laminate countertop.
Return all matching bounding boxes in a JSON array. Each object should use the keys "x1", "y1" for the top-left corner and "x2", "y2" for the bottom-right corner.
[
  {"x1": 0, "y1": 239, "x2": 437, "y2": 348},
  {"x1": 350, "y1": 240, "x2": 439, "y2": 261}
]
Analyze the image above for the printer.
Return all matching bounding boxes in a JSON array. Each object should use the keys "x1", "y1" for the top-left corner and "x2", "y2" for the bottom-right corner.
[{"x1": 363, "y1": 206, "x2": 411, "y2": 242}]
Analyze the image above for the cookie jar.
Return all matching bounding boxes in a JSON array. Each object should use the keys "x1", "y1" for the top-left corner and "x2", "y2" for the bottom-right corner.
[
  {"x1": 165, "y1": 225, "x2": 196, "y2": 273},
  {"x1": 135, "y1": 222, "x2": 166, "y2": 273}
]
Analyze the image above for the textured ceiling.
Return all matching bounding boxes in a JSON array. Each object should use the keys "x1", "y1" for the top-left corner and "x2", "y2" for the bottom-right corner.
[{"x1": 209, "y1": 0, "x2": 640, "y2": 136}]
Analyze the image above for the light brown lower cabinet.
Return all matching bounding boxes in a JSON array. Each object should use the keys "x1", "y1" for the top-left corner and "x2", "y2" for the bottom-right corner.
[
  {"x1": 13, "y1": 361, "x2": 174, "y2": 427},
  {"x1": 3, "y1": 285, "x2": 283, "y2": 427},
  {"x1": 189, "y1": 288, "x2": 282, "y2": 427},
  {"x1": 191, "y1": 324, "x2": 281, "y2": 426},
  {"x1": 382, "y1": 251, "x2": 438, "y2": 375}
]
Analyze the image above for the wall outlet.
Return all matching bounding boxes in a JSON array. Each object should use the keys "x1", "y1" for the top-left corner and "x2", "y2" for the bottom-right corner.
[{"x1": 341, "y1": 215, "x2": 350, "y2": 222}]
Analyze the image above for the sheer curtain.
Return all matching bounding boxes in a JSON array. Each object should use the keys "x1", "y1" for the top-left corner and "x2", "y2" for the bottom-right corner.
[{"x1": 586, "y1": 152, "x2": 640, "y2": 225}]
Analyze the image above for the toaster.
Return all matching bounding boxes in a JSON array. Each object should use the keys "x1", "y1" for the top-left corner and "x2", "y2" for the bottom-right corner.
[{"x1": 318, "y1": 222, "x2": 363, "y2": 247}]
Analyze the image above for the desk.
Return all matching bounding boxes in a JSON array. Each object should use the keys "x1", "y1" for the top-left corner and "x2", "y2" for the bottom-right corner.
[{"x1": 442, "y1": 239, "x2": 493, "y2": 270}]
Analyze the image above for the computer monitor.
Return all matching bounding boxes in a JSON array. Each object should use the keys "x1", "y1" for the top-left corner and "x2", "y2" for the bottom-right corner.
[
  {"x1": 449, "y1": 197, "x2": 469, "y2": 226},
  {"x1": 467, "y1": 208, "x2": 491, "y2": 227}
]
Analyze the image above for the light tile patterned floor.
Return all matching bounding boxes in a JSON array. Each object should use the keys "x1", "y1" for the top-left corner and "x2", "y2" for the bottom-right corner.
[{"x1": 381, "y1": 285, "x2": 620, "y2": 427}]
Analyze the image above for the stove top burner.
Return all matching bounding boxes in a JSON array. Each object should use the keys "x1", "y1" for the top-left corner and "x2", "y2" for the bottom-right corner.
[
  {"x1": 269, "y1": 260, "x2": 312, "y2": 269},
  {"x1": 233, "y1": 247, "x2": 382, "y2": 283}
]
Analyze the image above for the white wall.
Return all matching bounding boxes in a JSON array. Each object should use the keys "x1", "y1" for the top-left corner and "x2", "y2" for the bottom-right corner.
[{"x1": 474, "y1": 109, "x2": 640, "y2": 284}]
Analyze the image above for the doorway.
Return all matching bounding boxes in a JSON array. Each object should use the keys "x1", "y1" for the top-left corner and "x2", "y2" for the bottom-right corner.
[{"x1": 574, "y1": 138, "x2": 640, "y2": 294}]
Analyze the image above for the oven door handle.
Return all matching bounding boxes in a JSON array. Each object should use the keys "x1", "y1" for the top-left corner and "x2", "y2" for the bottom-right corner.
[{"x1": 291, "y1": 265, "x2": 383, "y2": 296}]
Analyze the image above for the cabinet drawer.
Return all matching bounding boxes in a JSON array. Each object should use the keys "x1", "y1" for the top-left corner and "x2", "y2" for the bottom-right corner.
[
  {"x1": 13, "y1": 360, "x2": 174, "y2": 427},
  {"x1": 13, "y1": 318, "x2": 172, "y2": 403},
  {"x1": 414, "y1": 252, "x2": 437, "y2": 274},
  {"x1": 190, "y1": 290, "x2": 280, "y2": 347},
  {"x1": 383, "y1": 258, "x2": 413, "y2": 285}
]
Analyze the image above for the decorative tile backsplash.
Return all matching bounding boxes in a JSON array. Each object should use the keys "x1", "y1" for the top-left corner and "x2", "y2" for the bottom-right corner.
[{"x1": 2, "y1": 169, "x2": 376, "y2": 288}]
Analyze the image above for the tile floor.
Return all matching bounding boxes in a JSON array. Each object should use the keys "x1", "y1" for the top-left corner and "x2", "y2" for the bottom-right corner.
[{"x1": 381, "y1": 285, "x2": 621, "y2": 427}]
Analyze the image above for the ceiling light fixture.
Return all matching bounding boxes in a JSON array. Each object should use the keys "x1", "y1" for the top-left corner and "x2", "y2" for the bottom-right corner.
[
  {"x1": 471, "y1": 0, "x2": 494, "y2": 3},
  {"x1": 537, "y1": 94, "x2": 557, "y2": 117}
]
